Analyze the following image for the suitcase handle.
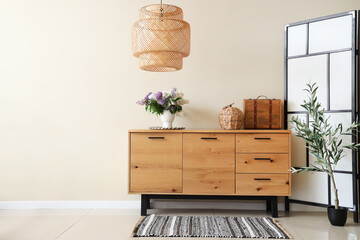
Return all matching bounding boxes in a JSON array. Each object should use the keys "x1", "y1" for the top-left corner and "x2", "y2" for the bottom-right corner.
[
  {"x1": 256, "y1": 95, "x2": 268, "y2": 100},
  {"x1": 248, "y1": 95, "x2": 276, "y2": 100}
]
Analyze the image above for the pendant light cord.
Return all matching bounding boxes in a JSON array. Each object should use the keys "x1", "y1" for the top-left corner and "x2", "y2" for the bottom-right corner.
[{"x1": 159, "y1": 0, "x2": 163, "y2": 21}]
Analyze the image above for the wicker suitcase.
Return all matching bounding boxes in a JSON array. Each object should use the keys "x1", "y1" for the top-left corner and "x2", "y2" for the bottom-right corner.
[{"x1": 243, "y1": 96, "x2": 282, "y2": 129}]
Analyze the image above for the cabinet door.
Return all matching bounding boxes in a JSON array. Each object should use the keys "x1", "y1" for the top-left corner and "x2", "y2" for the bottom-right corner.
[
  {"x1": 183, "y1": 133, "x2": 235, "y2": 194},
  {"x1": 130, "y1": 133, "x2": 182, "y2": 193}
]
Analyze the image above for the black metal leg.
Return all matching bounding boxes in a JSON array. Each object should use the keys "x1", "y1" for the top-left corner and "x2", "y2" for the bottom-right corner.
[
  {"x1": 141, "y1": 195, "x2": 149, "y2": 216},
  {"x1": 354, "y1": 206, "x2": 358, "y2": 222},
  {"x1": 271, "y1": 197, "x2": 278, "y2": 218},
  {"x1": 266, "y1": 200, "x2": 271, "y2": 212},
  {"x1": 285, "y1": 196, "x2": 290, "y2": 212}
]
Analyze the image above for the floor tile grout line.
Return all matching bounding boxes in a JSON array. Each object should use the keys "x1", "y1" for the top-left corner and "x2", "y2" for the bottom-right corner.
[{"x1": 54, "y1": 208, "x2": 93, "y2": 240}]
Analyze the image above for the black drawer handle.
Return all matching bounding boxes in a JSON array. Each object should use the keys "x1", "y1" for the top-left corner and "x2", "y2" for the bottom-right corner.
[
  {"x1": 254, "y1": 178, "x2": 271, "y2": 181},
  {"x1": 254, "y1": 158, "x2": 273, "y2": 162},
  {"x1": 254, "y1": 138, "x2": 271, "y2": 140},
  {"x1": 201, "y1": 137, "x2": 217, "y2": 140},
  {"x1": 148, "y1": 137, "x2": 165, "y2": 139}
]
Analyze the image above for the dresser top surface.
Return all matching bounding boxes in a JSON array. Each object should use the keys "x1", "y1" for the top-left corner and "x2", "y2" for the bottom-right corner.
[{"x1": 129, "y1": 129, "x2": 291, "y2": 134}]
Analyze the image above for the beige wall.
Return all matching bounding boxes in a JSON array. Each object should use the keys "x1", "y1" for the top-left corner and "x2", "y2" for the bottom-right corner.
[{"x1": 0, "y1": 0, "x2": 359, "y2": 201}]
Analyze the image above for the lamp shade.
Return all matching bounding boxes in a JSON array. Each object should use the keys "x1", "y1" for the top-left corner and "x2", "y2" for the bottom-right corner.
[{"x1": 132, "y1": 4, "x2": 190, "y2": 72}]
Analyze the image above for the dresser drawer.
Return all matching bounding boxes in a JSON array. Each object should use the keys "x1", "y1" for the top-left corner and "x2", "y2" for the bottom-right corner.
[
  {"x1": 130, "y1": 133, "x2": 182, "y2": 193},
  {"x1": 236, "y1": 134, "x2": 289, "y2": 153},
  {"x1": 236, "y1": 154, "x2": 289, "y2": 173},
  {"x1": 183, "y1": 133, "x2": 235, "y2": 194},
  {"x1": 236, "y1": 174, "x2": 290, "y2": 195}
]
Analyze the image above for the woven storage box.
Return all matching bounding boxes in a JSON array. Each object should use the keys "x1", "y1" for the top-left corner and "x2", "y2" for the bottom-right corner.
[
  {"x1": 243, "y1": 96, "x2": 282, "y2": 129},
  {"x1": 219, "y1": 103, "x2": 244, "y2": 130}
]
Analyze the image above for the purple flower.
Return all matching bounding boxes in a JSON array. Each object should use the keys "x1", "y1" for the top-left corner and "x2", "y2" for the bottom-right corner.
[
  {"x1": 144, "y1": 92, "x2": 152, "y2": 100},
  {"x1": 136, "y1": 100, "x2": 145, "y2": 106},
  {"x1": 169, "y1": 105, "x2": 175, "y2": 112},
  {"x1": 155, "y1": 92, "x2": 165, "y2": 105},
  {"x1": 157, "y1": 99, "x2": 165, "y2": 105},
  {"x1": 170, "y1": 88, "x2": 177, "y2": 97},
  {"x1": 155, "y1": 91, "x2": 162, "y2": 99}
]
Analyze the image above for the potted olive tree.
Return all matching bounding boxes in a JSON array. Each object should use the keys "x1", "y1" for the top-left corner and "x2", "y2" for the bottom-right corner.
[{"x1": 290, "y1": 83, "x2": 360, "y2": 226}]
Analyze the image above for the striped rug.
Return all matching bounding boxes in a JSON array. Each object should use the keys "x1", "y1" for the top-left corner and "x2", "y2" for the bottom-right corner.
[{"x1": 132, "y1": 214, "x2": 292, "y2": 239}]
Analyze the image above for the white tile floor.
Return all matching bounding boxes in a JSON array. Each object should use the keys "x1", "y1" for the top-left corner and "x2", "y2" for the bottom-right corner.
[{"x1": 0, "y1": 208, "x2": 359, "y2": 240}]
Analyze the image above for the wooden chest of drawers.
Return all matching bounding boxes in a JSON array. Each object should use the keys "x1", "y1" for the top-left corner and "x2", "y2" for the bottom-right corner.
[
  {"x1": 128, "y1": 129, "x2": 291, "y2": 216},
  {"x1": 235, "y1": 133, "x2": 290, "y2": 196}
]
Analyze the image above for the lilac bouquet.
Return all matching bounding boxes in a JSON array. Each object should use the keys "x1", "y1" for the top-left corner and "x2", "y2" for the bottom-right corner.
[{"x1": 137, "y1": 88, "x2": 189, "y2": 116}]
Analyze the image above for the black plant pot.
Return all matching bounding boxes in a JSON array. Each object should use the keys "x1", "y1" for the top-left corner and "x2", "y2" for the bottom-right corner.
[{"x1": 327, "y1": 206, "x2": 347, "y2": 226}]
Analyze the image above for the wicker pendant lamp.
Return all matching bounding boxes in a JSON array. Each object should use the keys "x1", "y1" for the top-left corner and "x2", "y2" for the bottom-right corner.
[{"x1": 131, "y1": 3, "x2": 190, "y2": 72}]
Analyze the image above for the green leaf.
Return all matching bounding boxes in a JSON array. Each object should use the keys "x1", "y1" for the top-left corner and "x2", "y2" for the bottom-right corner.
[{"x1": 291, "y1": 81, "x2": 360, "y2": 180}]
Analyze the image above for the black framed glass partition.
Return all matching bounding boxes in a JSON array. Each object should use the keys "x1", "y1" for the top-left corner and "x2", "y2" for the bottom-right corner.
[{"x1": 284, "y1": 10, "x2": 359, "y2": 222}]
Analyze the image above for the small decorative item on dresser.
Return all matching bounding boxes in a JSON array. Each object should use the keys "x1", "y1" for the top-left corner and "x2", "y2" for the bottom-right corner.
[
  {"x1": 219, "y1": 103, "x2": 244, "y2": 130},
  {"x1": 149, "y1": 126, "x2": 185, "y2": 130},
  {"x1": 136, "y1": 88, "x2": 189, "y2": 128},
  {"x1": 243, "y1": 96, "x2": 281, "y2": 129}
]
